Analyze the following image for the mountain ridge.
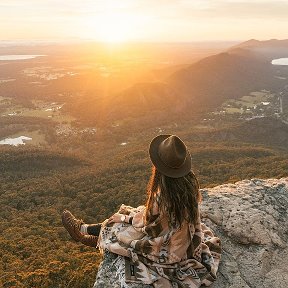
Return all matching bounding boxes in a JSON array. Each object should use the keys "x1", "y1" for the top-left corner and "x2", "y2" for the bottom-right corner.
[
  {"x1": 230, "y1": 38, "x2": 288, "y2": 50},
  {"x1": 77, "y1": 39, "x2": 288, "y2": 124}
]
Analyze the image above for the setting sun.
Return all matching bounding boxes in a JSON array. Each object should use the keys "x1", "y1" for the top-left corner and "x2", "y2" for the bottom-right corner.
[
  {"x1": 1, "y1": 0, "x2": 288, "y2": 42},
  {"x1": 83, "y1": 12, "x2": 140, "y2": 43}
]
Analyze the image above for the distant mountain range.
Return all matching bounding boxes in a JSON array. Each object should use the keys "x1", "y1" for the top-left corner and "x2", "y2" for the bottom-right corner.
[
  {"x1": 168, "y1": 48, "x2": 277, "y2": 109},
  {"x1": 229, "y1": 39, "x2": 288, "y2": 59},
  {"x1": 2, "y1": 39, "x2": 288, "y2": 124},
  {"x1": 88, "y1": 39, "x2": 288, "y2": 123}
]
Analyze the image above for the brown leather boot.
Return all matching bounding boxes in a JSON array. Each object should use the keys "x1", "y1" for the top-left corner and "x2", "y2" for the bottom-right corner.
[
  {"x1": 80, "y1": 234, "x2": 99, "y2": 247},
  {"x1": 62, "y1": 210, "x2": 99, "y2": 247},
  {"x1": 62, "y1": 210, "x2": 84, "y2": 242}
]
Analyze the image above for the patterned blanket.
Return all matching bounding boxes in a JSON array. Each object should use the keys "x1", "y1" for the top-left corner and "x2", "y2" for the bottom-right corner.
[{"x1": 98, "y1": 204, "x2": 221, "y2": 288}]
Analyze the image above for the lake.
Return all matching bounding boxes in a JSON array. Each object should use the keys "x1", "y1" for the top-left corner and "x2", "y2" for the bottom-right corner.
[
  {"x1": 271, "y1": 58, "x2": 288, "y2": 65},
  {"x1": 0, "y1": 136, "x2": 32, "y2": 146},
  {"x1": 0, "y1": 55, "x2": 45, "y2": 61}
]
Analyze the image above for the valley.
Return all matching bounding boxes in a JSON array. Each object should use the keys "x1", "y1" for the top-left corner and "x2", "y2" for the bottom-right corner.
[{"x1": 1, "y1": 40, "x2": 288, "y2": 287}]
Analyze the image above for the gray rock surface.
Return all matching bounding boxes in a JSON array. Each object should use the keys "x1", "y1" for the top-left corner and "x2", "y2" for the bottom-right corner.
[
  {"x1": 94, "y1": 178, "x2": 288, "y2": 288},
  {"x1": 93, "y1": 251, "x2": 152, "y2": 288}
]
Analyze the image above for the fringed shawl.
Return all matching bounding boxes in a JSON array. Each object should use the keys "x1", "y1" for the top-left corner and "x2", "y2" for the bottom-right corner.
[{"x1": 98, "y1": 203, "x2": 221, "y2": 288}]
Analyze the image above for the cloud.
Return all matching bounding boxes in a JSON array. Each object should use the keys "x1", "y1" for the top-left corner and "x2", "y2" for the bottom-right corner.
[
  {"x1": 2, "y1": 0, "x2": 288, "y2": 19},
  {"x1": 1, "y1": 0, "x2": 288, "y2": 40},
  {"x1": 212, "y1": 0, "x2": 288, "y2": 18},
  {"x1": 151, "y1": 0, "x2": 288, "y2": 19},
  {"x1": 114, "y1": 0, "x2": 288, "y2": 21}
]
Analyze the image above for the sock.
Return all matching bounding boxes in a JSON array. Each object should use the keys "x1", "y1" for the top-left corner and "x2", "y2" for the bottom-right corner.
[
  {"x1": 80, "y1": 224, "x2": 88, "y2": 235},
  {"x1": 87, "y1": 224, "x2": 101, "y2": 236}
]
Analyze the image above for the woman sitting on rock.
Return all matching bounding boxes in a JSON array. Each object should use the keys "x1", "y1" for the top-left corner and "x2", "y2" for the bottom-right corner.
[{"x1": 62, "y1": 135, "x2": 221, "y2": 287}]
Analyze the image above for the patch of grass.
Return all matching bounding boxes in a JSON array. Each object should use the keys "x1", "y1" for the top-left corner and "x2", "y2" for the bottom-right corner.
[
  {"x1": 222, "y1": 90, "x2": 274, "y2": 113},
  {"x1": 1, "y1": 100, "x2": 75, "y2": 124},
  {"x1": 225, "y1": 107, "x2": 242, "y2": 114}
]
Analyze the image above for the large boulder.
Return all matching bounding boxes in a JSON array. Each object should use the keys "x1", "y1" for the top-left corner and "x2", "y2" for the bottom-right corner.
[{"x1": 94, "y1": 178, "x2": 288, "y2": 288}]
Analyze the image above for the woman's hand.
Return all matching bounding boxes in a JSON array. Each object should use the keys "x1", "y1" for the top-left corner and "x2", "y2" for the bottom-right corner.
[{"x1": 108, "y1": 213, "x2": 124, "y2": 224}]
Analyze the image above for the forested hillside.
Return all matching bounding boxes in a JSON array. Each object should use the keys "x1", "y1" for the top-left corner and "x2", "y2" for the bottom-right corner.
[{"x1": 1, "y1": 136, "x2": 288, "y2": 287}]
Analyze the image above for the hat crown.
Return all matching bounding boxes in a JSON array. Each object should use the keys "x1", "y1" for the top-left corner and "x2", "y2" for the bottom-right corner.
[
  {"x1": 149, "y1": 134, "x2": 191, "y2": 178},
  {"x1": 158, "y1": 135, "x2": 187, "y2": 168}
]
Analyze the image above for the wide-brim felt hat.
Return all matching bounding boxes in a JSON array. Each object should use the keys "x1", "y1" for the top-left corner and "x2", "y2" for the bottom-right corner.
[{"x1": 149, "y1": 134, "x2": 191, "y2": 178}]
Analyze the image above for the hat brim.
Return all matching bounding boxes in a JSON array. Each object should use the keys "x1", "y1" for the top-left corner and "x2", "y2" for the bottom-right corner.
[{"x1": 149, "y1": 134, "x2": 192, "y2": 178}]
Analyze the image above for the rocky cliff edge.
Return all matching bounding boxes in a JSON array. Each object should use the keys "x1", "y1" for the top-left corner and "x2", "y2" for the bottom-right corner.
[{"x1": 94, "y1": 177, "x2": 288, "y2": 288}]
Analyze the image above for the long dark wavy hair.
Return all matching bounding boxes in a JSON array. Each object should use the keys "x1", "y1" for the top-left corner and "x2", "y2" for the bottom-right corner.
[{"x1": 145, "y1": 166, "x2": 201, "y2": 227}]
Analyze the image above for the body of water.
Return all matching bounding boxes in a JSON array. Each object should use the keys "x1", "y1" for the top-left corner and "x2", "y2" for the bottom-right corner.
[
  {"x1": 0, "y1": 55, "x2": 45, "y2": 61},
  {"x1": 0, "y1": 136, "x2": 32, "y2": 146},
  {"x1": 271, "y1": 58, "x2": 288, "y2": 65}
]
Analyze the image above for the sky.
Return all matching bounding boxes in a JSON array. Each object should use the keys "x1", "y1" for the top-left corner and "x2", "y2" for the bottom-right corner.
[{"x1": 1, "y1": 0, "x2": 288, "y2": 42}]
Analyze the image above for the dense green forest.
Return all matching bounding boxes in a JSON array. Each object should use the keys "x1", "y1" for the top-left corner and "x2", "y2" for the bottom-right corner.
[{"x1": 1, "y1": 132, "x2": 288, "y2": 287}]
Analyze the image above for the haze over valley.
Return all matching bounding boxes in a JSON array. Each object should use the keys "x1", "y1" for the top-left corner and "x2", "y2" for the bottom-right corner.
[{"x1": 1, "y1": 40, "x2": 288, "y2": 147}]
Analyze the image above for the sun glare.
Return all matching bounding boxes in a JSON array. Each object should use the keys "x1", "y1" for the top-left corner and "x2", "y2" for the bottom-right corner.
[{"x1": 84, "y1": 12, "x2": 139, "y2": 43}]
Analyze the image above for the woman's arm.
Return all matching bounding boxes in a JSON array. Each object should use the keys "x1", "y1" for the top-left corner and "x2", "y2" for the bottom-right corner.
[{"x1": 107, "y1": 213, "x2": 133, "y2": 224}]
